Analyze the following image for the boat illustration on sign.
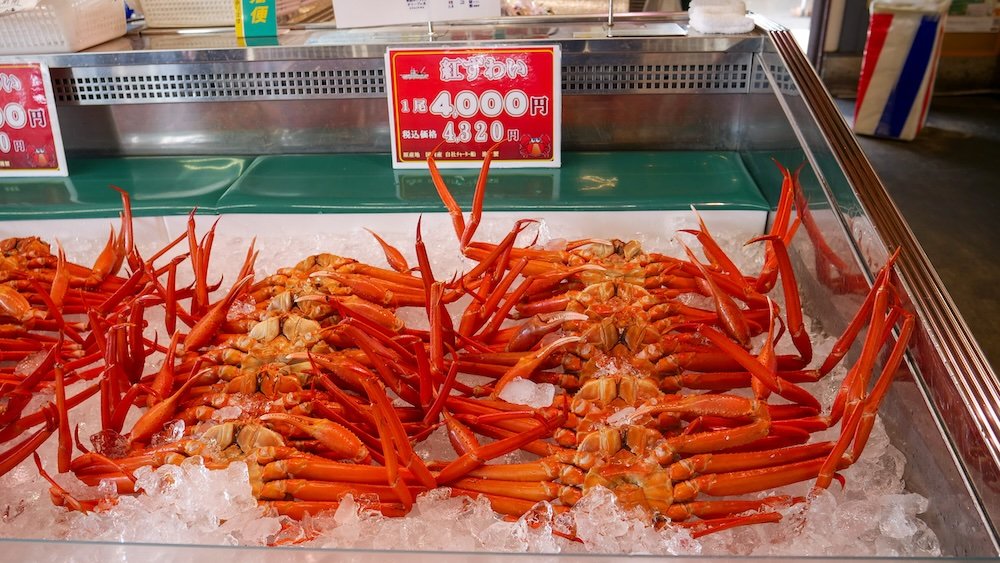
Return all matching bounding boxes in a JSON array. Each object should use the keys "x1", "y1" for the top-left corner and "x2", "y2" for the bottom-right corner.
[{"x1": 401, "y1": 67, "x2": 428, "y2": 80}]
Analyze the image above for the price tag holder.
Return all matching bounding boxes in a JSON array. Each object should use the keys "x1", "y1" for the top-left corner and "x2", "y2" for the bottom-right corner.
[
  {"x1": 0, "y1": 63, "x2": 67, "y2": 177},
  {"x1": 385, "y1": 45, "x2": 561, "y2": 169}
]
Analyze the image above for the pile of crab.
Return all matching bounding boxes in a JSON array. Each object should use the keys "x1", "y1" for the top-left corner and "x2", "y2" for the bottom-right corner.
[{"x1": 0, "y1": 157, "x2": 915, "y2": 548}]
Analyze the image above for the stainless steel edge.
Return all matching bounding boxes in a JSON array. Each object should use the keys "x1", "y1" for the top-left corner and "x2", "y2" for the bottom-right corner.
[
  {"x1": 763, "y1": 25, "x2": 1000, "y2": 548},
  {"x1": 38, "y1": 34, "x2": 759, "y2": 154},
  {"x1": 46, "y1": 51, "x2": 754, "y2": 107},
  {"x1": 0, "y1": 19, "x2": 764, "y2": 68}
]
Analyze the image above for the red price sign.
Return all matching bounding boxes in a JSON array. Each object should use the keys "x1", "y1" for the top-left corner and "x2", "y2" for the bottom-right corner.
[
  {"x1": 0, "y1": 63, "x2": 67, "y2": 177},
  {"x1": 385, "y1": 46, "x2": 561, "y2": 169}
]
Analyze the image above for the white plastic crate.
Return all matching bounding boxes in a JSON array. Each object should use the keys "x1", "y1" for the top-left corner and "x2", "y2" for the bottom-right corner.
[
  {"x1": 0, "y1": 0, "x2": 126, "y2": 55},
  {"x1": 131, "y1": 0, "x2": 234, "y2": 28},
  {"x1": 133, "y1": 0, "x2": 303, "y2": 28}
]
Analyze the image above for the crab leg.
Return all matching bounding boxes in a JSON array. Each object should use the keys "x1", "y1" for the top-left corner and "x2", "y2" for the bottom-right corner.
[
  {"x1": 436, "y1": 407, "x2": 565, "y2": 484},
  {"x1": 681, "y1": 241, "x2": 751, "y2": 349},
  {"x1": 366, "y1": 228, "x2": 411, "y2": 273},
  {"x1": 128, "y1": 372, "x2": 203, "y2": 446},
  {"x1": 681, "y1": 207, "x2": 745, "y2": 287},
  {"x1": 748, "y1": 233, "x2": 812, "y2": 364},
  {"x1": 491, "y1": 336, "x2": 582, "y2": 397},
  {"x1": 698, "y1": 326, "x2": 820, "y2": 410},
  {"x1": 265, "y1": 500, "x2": 408, "y2": 519},
  {"x1": 427, "y1": 148, "x2": 467, "y2": 243},
  {"x1": 0, "y1": 406, "x2": 56, "y2": 477},
  {"x1": 460, "y1": 141, "x2": 503, "y2": 249},
  {"x1": 53, "y1": 361, "x2": 72, "y2": 472},
  {"x1": 260, "y1": 413, "x2": 370, "y2": 464},
  {"x1": 182, "y1": 275, "x2": 253, "y2": 352},
  {"x1": 668, "y1": 442, "x2": 835, "y2": 480},
  {"x1": 755, "y1": 160, "x2": 800, "y2": 293},
  {"x1": 815, "y1": 307, "x2": 914, "y2": 491},
  {"x1": 85, "y1": 228, "x2": 123, "y2": 288}
]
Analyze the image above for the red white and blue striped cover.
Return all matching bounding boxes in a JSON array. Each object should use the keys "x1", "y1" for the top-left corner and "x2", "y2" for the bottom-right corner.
[{"x1": 854, "y1": 6, "x2": 947, "y2": 140}]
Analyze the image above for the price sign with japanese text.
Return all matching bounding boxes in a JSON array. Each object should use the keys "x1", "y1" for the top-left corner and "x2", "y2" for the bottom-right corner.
[
  {"x1": 0, "y1": 63, "x2": 67, "y2": 177},
  {"x1": 385, "y1": 45, "x2": 561, "y2": 169}
]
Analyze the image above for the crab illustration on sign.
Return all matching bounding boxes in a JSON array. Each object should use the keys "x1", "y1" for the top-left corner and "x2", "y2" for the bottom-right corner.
[{"x1": 519, "y1": 133, "x2": 552, "y2": 158}]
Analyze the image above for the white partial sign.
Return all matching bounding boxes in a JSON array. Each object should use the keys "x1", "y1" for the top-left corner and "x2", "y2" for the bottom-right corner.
[
  {"x1": 0, "y1": 0, "x2": 39, "y2": 12},
  {"x1": 333, "y1": 0, "x2": 500, "y2": 29}
]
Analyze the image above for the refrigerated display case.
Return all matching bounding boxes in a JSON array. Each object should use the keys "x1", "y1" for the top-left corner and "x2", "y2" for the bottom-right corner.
[{"x1": 0, "y1": 13, "x2": 997, "y2": 560}]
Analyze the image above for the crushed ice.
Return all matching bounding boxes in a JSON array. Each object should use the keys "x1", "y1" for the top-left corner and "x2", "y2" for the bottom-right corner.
[
  {"x1": 62, "y1": 459, "x2": 281, "y2": 545},
  {"x1": 497, "y1": 377, "x2": 556, "y2": 408},
  {"x1": 0, "y1": 211, "x2": 943, "y2": 556}
]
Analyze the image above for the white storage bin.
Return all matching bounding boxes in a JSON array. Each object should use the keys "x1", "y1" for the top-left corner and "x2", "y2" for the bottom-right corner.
[
  {"x1": 131, "y1": 0, "x2": 235, "y2": 28},
  {"x1": 133, "y1": 0, "x2": 304, "y2": 28},
  {"x1": 0, "y1": 0, "x2": 127, "y2": 55}
]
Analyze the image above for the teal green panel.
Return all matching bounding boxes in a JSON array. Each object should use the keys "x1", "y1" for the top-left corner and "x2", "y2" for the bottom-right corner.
[
  {"x1": 739, "y1": 150, "x2": 806, "y2": 208},
  {"x1": 218, "y1": 153, "x2": 405, "y2": 213},
  {"x1": 219, "y1": 151, "x2": 769, "y2": 213},
  {"x1": 557, "y1": 152, "x2": 766, "y2": 210},
  {"x1": 740, "y1": 150, "x2": 859, "y2": 215},
  {"x1": 0, "y1": 157, "x2": 251, "y2": 220}
]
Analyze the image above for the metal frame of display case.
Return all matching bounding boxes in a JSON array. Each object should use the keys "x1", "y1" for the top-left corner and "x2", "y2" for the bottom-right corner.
[
  {"x1": 1, "y1": 12, "x2": 998, "y2": 559},
  {"x1": 760, "y1": 23, "x2": 1000, "y2": 551}
]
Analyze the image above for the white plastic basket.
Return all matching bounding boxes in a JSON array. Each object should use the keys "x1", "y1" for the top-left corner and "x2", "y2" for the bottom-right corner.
[
  {"x1": 134, "y1": 0, "x2": 303, "y2": 28},
  {"x1": 0, "y1": 0, "x2": 126, "y2": 55},
  {"x1": 131, "y1": 0, "x2": 234, "y2": 27}
]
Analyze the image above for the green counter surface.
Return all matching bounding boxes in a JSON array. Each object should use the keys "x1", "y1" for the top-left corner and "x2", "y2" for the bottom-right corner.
[
  {"x1": 219, "y1": 151, "x2": 769, "y2": 213},
  {"x1": 0, "y1": 157, "x2": 251, "y2": 220},
  {"x1": 1, "y1": 152, "x2": 770, "y2": 219}
]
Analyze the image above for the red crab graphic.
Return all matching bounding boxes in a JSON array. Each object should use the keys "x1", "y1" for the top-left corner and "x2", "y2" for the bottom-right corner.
[
  {"x1": 518, "y1": 133, "x2": 552, "y2": 159},
  {"x1": 33, "y1": 147, "x2": 50, "y2": 168}
]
